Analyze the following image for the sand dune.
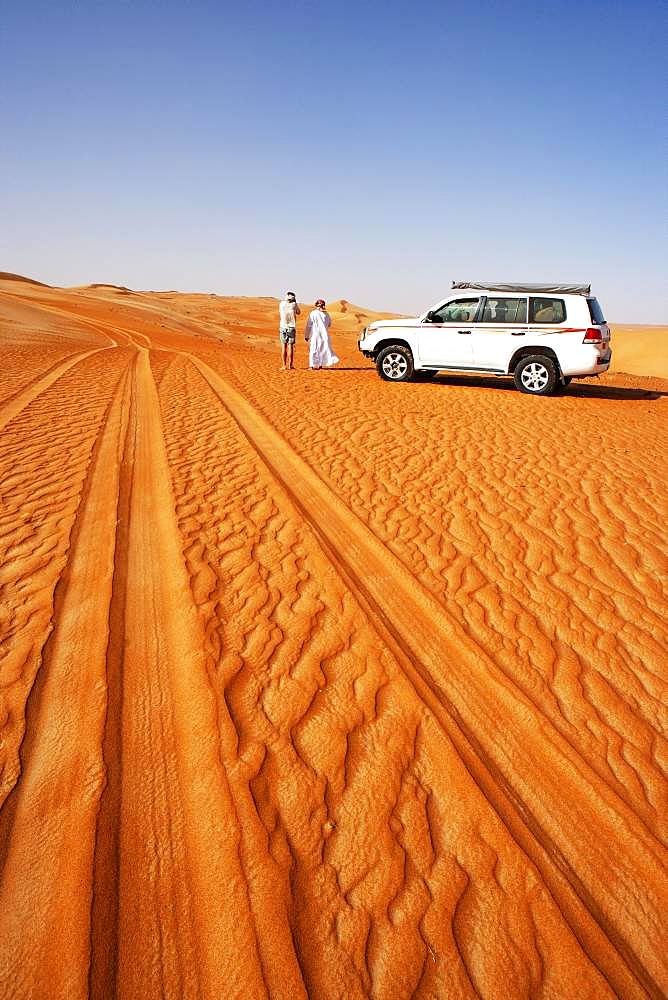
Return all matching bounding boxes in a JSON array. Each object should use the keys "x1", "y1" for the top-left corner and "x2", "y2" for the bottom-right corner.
[
  {"x1": 0, "y1": 272, "x2": 52, "y2": 287},
  {"x1": 609, "y1": 324, "x2": 668, "y2": 378},
  {"x1": 0, "y1": 276, "x2": 666, "y2": 999}
]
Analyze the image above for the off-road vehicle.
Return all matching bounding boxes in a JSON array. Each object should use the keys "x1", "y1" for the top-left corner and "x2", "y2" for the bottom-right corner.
[{"x1": 358, "y1": 282, "x2": 611, "y2": 395}]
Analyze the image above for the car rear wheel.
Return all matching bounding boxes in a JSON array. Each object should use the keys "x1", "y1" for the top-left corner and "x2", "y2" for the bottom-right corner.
[
  {"x1": 377, "y1": 345, "x2": 414, "y2": 382},
  {"x1": 514, "y1": 355, "x2": 558, "y2": 396}
]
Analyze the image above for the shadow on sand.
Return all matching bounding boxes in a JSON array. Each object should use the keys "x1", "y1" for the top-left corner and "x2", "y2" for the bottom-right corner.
[
  {"x1": 562, "y1": 382, "x2": 667, "y2": 401},
  {"x1": 325, "y1": 367, "x2": 666, "y2": 400},
  {"x1": 421, "y1": 374, "x2": 667, "y2": 401}
]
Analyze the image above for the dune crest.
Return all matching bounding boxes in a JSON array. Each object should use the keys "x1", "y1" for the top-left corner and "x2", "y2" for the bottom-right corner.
[
  {"x1": 0, "y1": 271, "x2": 51, "y2": 287},
  {"x1": 84, "y1": 282, "x2": 134, "y2": 293}
]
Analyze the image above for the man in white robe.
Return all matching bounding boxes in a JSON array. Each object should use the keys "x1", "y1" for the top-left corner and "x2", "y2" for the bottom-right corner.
[{"x1": 304, "y1": 300, "x2": 339, "y2": 369}]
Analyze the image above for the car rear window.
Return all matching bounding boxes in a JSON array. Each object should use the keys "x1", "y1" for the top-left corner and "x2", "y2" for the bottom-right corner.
[
  {"x1": 529, "y1": 297, "x2": 566, "y2": 323},
  {"x1": 587, "y1": 298, "x2": 606, "y2": 324}
]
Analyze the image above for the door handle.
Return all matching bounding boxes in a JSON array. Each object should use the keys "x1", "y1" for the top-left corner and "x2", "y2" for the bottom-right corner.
[
  {"x1": 511, "y1": 331, "x2": 525, "y2": 336},
  {"x1": 457, "y1": 330, "x2": 471, "y2": 335}
]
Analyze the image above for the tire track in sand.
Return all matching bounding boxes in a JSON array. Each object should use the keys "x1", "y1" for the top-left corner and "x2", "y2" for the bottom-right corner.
[
  {"x1": 91, "y1": 349, "x2": 270, "y2": 1000},
  {"x1": 0, "y1": 365, "x2": 132, "y2": 999},
  {"x1": 188, "y1": 353, "x2": 667, "y2": 999},
  {"x1": 0, "y1": 349, "x2": 131, "y2": 813},
  {"x1": 0, "y1": 347, "x2": 110, "y2": 433},
  {"x1": 216, "y1": 350, "x2": 667, "y2": 847},
  {"x1": 157, "y1": 355, "x2": 624, "y2": 1000},
  {"x1": 0, "y1": 347, "x2": 273, "y2": 999}
]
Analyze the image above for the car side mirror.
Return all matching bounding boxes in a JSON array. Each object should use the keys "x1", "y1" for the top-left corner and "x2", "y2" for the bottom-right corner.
[{"x1": 425, "y1": 310, "x2": 435, "y2": 323}]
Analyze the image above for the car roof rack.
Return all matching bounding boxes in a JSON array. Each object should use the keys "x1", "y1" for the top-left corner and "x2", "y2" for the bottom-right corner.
[{"x1": 452, "y1": 281, "x2": 591, "y2": 296}]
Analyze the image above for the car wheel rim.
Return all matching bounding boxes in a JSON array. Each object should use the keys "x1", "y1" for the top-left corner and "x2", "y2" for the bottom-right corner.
[
  {"x1": 521, "y1": 363, "x2": 549, "y2": 391},
  {"x1": 382, "y1": 353, "x2": 408, "y2": 379}
]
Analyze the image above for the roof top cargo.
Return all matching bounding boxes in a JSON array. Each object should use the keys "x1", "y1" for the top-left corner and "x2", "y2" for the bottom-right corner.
[{"x1": 452, "y1": 281, "x2": 591, "y2": 295}]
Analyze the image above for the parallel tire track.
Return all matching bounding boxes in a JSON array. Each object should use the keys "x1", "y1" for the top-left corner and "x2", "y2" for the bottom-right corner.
[
  {"x1": 1, "y1": 345, "x2": 287, "y2": 998},
  {"x1": 187, "y1": 352, "x2": 667, "y2": 999},
  {"x1": 157, "y1": 355, "x2": 619, "y2": 999},
  {"x1": 216, "y1": 348, "x2": 667, "y2": 847},
  {"x1": 0, "y1": 348, "x2": 109, "y2": 433},
  {"x1": 0, "y1": 348, "x2": 131, "y2": 815},
  {"x1": 106, "y1": 349, "x2": 277, "y2": 999},
  {"x1": 0, "y1": 364, "x2": 132, "y2": 998}
]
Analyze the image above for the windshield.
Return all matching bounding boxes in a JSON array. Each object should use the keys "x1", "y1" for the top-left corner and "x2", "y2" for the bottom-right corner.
[{"x1": 587, "y1": 298, "x2": 606, "y2": 324}]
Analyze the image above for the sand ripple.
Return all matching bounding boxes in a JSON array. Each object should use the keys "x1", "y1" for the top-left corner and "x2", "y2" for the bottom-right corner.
[{"x1": 0, "y1": 280, "x2": 666, "y2": 999}]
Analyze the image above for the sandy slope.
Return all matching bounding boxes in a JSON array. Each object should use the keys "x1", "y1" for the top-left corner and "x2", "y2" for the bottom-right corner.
[
  {"x1": 609, "y1": 325, "x2": 668, "y2": 378},
  {"x1": 0, "y1": 276, "x2": 666, "y2": 1000}
]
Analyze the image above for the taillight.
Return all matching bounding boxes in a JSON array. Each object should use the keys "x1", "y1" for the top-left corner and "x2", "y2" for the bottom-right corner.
[{"x1": 583, "y1": 328, "x2": 603, "y2": 344}]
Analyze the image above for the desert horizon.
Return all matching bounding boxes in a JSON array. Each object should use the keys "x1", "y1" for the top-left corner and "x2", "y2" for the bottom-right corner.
[
  {"x1": 2, "y1": 269, "x2": 666, "y2": 378},
  {"x1": 0, "y1": 270, "x2": 666, "y2": 998}
]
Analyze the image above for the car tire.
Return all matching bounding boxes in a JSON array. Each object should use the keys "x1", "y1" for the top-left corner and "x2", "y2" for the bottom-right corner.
[
  {"x1": 377, "y1": 345, "x2": 414, "y2": 382},
  {"x1": 514, "y1": 355, "x2": 559, "y2": 396}
]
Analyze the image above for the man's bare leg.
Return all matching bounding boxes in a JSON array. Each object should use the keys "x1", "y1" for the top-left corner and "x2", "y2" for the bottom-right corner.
[
  {"x1": 288, "y1": 343, "x2": 295, "y2": 369},
  {"x1": 280, "y1": 342, "x2": 288, "y2": 370}
]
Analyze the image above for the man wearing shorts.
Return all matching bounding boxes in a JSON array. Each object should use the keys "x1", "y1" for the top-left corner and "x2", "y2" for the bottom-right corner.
[{"x1": 279, "y1": 291, "x2": 300, "y2": 370}]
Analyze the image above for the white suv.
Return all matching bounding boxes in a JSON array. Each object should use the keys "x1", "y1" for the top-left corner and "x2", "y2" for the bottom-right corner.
[{"x1": 358, "y1": 282, "x2": 611, "y2": 395}]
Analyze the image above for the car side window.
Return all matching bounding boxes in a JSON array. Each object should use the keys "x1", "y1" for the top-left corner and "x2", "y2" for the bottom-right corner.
[
  {"x1": 431, "y1": 298, "x2": 480, "y2": 323},
  {"x1": 529, "y1": 297, "x2": 566, "y2": 323},
  {"x1": 481, "y1": 297, "x2": 527, "y2": 323}
]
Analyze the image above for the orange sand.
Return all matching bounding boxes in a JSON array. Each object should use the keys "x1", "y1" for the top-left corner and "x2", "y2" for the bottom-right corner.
[
  {"x1": 609, "y1": 324, "x2": 668, "y2": 378},
  {"x1": 0, "y1": 274, "x2": 666, "y2": 999}
]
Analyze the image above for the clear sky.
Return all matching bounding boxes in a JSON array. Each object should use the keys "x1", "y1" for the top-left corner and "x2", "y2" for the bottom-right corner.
[{"x1": 1, "y1": 0, "x2": 666, "y2": 320}]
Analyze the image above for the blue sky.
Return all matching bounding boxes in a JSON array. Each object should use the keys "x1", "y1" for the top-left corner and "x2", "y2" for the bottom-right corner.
[{"x1": 1, "y1": 0, "x2": 665, "y2": 320}]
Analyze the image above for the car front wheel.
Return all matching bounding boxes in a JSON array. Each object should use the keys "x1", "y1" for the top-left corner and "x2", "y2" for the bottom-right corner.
[
  {"x1": 514, "y1": 355, "x2": 558, "y2": 396},
  {"x1": 377, "y1": 345, "x2": 414, "y2": 382}
]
